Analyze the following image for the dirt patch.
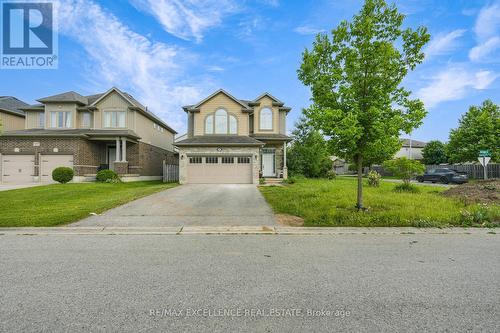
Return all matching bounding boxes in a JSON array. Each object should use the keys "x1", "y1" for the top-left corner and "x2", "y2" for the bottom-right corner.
[
  {"x1": 442, "y1": 179, "x2": 499, "y2": 204},
  {"x1": 275, "y1": 214, "x2": 305, "y2": 227}
]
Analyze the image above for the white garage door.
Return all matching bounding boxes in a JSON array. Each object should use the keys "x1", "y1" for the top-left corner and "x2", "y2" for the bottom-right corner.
[
  {"x1": 41, "y1": 155, "x2": 74, "y2": 183},
  {"x1": 187, "y1": 156, "x2": 252, "y2": 184},
  {"x1": 1, "y1": 155, "x2": 35, "y2": 184}
]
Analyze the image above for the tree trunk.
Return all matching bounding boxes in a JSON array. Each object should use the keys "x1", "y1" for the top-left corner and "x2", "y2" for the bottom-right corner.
[{"x1": 356, "y1": 156, "x2": 364, "y2": 210}]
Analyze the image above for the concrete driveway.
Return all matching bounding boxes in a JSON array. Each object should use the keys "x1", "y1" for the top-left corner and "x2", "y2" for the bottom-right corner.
[
  {"x1": 0, "y1": 183, "x2": 44, "y2": 192},
  {"x1": 72, "y1": 184, "x2": 276, "y2": 227}
]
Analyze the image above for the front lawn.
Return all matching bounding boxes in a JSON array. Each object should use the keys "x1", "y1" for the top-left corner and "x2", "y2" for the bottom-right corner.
[
  {"x1": 259, "y1": 177, "x2": 499, "y2": 227},
  {"x1": 0, "y1": 181, "x2": 177, "y2": 227}
]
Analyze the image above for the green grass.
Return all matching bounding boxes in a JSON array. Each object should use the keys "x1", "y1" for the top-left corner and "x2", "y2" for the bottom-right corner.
[
  {"x1": 259, "y1": 177, "x2": 499, "y2": 227},
  {"x1": 0, "y1": 181, "x2": 178, "y2": 227}
]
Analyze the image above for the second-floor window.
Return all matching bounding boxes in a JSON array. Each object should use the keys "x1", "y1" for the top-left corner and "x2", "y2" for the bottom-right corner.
[
  {"x1": 259, "y1": 108, "x2": 272, "y2": 130},
  {"x1": 50, "y1": 111, "x2": 72, "y2": 128},
  {"x1": 104, "y1": 111, "x2": 126, "y2": 128},
  {"x1": 81, "y1": 112, "x2": 91, "y2": 128},
  {"x1": 205, "y1": 109, "x2": 237, "y2": 134},
  {"x1": 37, "y1": 112, "x2": 45, "y2": 128}
]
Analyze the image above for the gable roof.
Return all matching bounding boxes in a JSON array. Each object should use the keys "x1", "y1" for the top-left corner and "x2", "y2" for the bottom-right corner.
[
  {"x1": 401, "y1": 139, "x2": 426, "y2": 148},
  {"x1": 183, "y1": 89, "x2": 252, "y2": 112},
  {"x1": 253, "y1": 92, "x2": 283, "y2": 105},
  {"x1": 37, "y1": 91, "x2": 88, "y2": 105},
  {"x1": 0, "y1": 96, "x2": 30, "y2": 117}
]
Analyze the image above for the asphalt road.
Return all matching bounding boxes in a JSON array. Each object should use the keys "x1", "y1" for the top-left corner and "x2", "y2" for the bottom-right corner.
[{"x1": 1, "y1": 233, "x2": 498, "y2": 332}]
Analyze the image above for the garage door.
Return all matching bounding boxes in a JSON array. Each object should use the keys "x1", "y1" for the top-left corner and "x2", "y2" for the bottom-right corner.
[
  {"x1": 1, "y1": 155, "x2": 35, "y2": 184},
  {"x1": 41, "y1": 155, "x2": 74, "y2": 183},
  {"x1": 187, "y1": 156, "x2": 252, "y2": 184}
]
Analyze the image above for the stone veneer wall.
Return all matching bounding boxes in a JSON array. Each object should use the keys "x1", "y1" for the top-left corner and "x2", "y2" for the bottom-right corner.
[
  {"x1": 0, "y1": 137, "x2": 101, "y2": 176},
  {"x1": 178, "y1": 146, "x2": 261, "y2": 184}
]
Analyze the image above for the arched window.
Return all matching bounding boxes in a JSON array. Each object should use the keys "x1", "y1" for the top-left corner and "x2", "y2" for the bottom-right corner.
[
  {"x1": 229, "y1": 115, "x2": 237, "y2": 134},
  {"x1": 205, "y1": 115, "x2": 213, "y2": 134},
  {"x1": 260, "y1": 108, "x2": 272, "y2": 130},
  {"x1": 215, "y1": 109, "x2": 227, "y2": 134}
]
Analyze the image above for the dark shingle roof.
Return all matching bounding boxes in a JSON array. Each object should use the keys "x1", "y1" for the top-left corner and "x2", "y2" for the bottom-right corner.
[
  {"x1": 37, "y1": 91, "x2": 87, "y2": 105},
  {"x1": 250, "y1": 133, "x2": 292, "y2": 141},
  {"x1": 401, "y1": 139, "x2": 426, "y2": 148},
  {"x1": 0, "y1": 97, "x2": 30, "y2": 116},
  {"x1": 175, "y1": 135, "x2": 264, "y2": 146},
  {"x1": 1, "y1": 129, "x2": 140, "y2": 140}
]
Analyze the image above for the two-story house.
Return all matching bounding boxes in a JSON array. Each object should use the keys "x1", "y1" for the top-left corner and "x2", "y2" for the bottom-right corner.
[
  {"x1": 175, "y1": 89, "x2": 291, "y2": 184},
  {"x1": 0, "y1": 87, "x2": 177, "y2": 184},
  {"x1": 0, "y1": 96, "x2": 29, "y2": 132}
]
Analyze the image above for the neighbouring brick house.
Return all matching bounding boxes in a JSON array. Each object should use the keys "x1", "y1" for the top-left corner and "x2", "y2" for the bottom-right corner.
[
  {"x1": 0, "y1": 87, "x2": 177, "y2": 183},
  {"x1": 175, "y1": 89, "x2": 291, "y2": 184}
]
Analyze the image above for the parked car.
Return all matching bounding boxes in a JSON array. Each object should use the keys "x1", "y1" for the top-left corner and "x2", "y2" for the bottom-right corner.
[{"x1": 416, "y1": 168, "x2": 468, "y2": 184}]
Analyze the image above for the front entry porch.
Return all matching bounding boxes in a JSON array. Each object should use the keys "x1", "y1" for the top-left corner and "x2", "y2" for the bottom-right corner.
[{"x1": 259, "y1": 141, "x2": 288, "y2": 179}]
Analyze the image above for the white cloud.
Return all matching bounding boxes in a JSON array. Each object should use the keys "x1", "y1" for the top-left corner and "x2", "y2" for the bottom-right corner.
[
  {"x1": 469, "y1": 37, "x2": 500, "y2": 61},
  {"x1": 424, "y1": 29, "x2": 466, "y2": 58},
  {"x1": 470, "y1": 2, "x2": 500, "y2": 61},
  {"x1": 417, "y1": 66, "x2": 498, "y2": 108},
  {"x1": 130, "y1": 0, "x2": 240, "y2": 42},
  {"x1": 57, "y1": 0, "x2": 205, "y2": 131},
  {"x1": 206, "y1": 65, "x2": 224, "y2": 72},
  {"x1": 293, "y1": 26, "x2": 326, "y2": 35}
]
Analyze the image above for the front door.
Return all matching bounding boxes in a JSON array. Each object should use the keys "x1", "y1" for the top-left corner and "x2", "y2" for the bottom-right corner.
[
  {"x1": 262, "y1": 152, "x2": 275, "y2": 177},
  {"x1": 108, "y1": 147, "x2": 116, "y2": 171}
]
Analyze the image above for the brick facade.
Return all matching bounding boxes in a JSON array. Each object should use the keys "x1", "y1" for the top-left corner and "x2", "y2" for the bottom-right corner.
[{"x1": 0, "y1": 136, "x2": 177, "y2": 178}]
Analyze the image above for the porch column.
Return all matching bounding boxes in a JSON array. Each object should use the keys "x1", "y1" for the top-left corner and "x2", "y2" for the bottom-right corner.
[
  {"x1": 121, "y1": 138, "x2": 127, "y2": 162},
  {"x1": 115, "y1": 137, "x2": 121, "y2": 162},
  {"x1": 283, "y1": 141, "x2": 288, "y2": 179}
]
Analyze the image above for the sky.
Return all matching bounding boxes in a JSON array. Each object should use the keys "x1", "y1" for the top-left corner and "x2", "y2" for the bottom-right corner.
[{"x1": 1, "y1": 0, "x2": 499, "y2": 142}]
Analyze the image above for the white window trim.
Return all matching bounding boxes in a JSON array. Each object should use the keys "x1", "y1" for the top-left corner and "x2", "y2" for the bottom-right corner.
[
  {"x1": 103, "y1": 110, "x2": 127, "y2": 129},
  {"x1": 204, "y1": 108, "x2": 238, "y2": 135},
  {"x1": 49, "y1": 111, "x2": 73, "y2": 129},
  {"x1": 259, "y1": 107, "x2": 273, "y2": 131}
]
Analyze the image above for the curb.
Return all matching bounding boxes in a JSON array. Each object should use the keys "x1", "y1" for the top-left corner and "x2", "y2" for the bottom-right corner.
[{"x1": 0, "y1": 226, "x2": 496, "y2": 236}]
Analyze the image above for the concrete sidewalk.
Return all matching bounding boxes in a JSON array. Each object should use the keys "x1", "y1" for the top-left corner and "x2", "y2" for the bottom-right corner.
[{"x1": 0, "y1": 226, "x2": 495, "y2": 235}]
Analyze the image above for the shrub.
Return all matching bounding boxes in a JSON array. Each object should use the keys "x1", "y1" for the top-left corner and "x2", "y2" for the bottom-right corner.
[
  {"x1": 52, "y1": 167, "x2": 74, "y2": 184},
  {"x1": 459, "y1": 204, "x2": 498, "y2": 227},
  {"x1": 383, "y1": 158, "x2": 425, "y2": 185},
  {"x1": 96, "y1": 169, "x2": 120, "y2": 183},
  {"x1": 286, "y1": 176, "x2": 297, "y2": 184},
  {"x1": 326, "y1": 170, "x2": 336, "y2": 180},
  {"x1": 367, "y1": 170, "x2": 381, "y2": 187},
  {"x1": 259, "y1": 177, "x2": 265, "y2": 185},
  {"x1": 394, "y1": 183, "x2": 420, "y2": 193}
]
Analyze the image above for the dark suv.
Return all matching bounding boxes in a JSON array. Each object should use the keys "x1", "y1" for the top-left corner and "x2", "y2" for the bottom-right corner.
[{"x1": 416, "y1": 168, "x2": 468, "y2": 184}]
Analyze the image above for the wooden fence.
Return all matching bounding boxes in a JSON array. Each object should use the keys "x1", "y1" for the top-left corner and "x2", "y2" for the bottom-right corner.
[
  {"x1": 371, "y1": 163, "x2": 500, "y2": 179},
  {"x1": 162, "y1": 161, "x2": 179, "y2": 183}
]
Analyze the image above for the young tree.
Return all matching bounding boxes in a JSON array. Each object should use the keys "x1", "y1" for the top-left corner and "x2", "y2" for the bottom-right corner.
[
  {"x1": 447, "y1": 100, "x2": 499, "y2": 163},
  {"x1": 422, "y1": 140, "x2": 448, "y2": 165},
  {"x1": 383, "y1": 158, "x2": 425, "y2": 185},
  {"x1": 298, "y1": 0, "x2": 429, "y2": 209},
  {"x1": 287, "y1": 114, "x2": 331, "y2": 178}
]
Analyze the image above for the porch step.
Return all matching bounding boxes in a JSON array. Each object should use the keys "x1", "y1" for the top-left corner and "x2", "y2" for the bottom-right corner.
[{"x1": 263, "y1": 178, "x2": 283, "y2": 184}]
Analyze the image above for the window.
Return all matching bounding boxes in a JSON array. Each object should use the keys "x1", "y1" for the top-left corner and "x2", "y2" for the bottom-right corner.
[
  {"x1": 260, "y1": 108, "x2": 272, "y2": 130},
  {"x1": 81, "y1": 112, "x2": 91, "y2": 128},
  {"x1": 238, "y1": 157, "x2": 251, "y2": 164},
  {"x1": 205, "y1": 115, "x2": 214, "y2": 134},
  {"x1": 205, "y1": 156, "x2": 218, "y2": 164},
  {"x1": 222, "y1": 157, "x2": 234, "y2": 164},
  {"x1": 229, "y1": 115, "x2": 237, "y2": 134},
  {"x1": 37, "y1": 112, "x2": 45, "y2": 128},
  {"x1": 104, "y1": 111, "x2": 126, "y2": 128},
  {"x1": 215, "y1": 109, "x2": 227, "y2": 134},
  {"x1": 205, "y1": 109, "x2": 238, "y2": 134},
  {"x1": 189, "y1": 157, "x2": 202, "y2": 164},
  {"x1": 50, "y1": 111, "x2": 72, "y2": 128}
]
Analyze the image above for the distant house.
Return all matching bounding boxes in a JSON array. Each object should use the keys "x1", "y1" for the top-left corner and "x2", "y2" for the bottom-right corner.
[
  {"x1": 394, "y1": 139, "x2": 426, "y2": 160},
  {"x1": 330, "y1": 156, "x2": 349, "y2": 174}
]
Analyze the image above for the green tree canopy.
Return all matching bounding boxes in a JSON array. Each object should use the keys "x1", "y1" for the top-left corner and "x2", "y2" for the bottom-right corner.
[
  {"x1": 287, "y1": 113, "x2": 331, "y2": 178},
  {"x1": 422, "y1": 140, "x2": 448, "y2": 165},
  {"x1": 297, "y1": 0, "x2": 429, "y2": 208},
  {"x1": 447, "y1": 100, "x2": 499, "y2": 163},
  {"x1": 383, "y1": 158, "x2": 425, "y2": 185}
]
